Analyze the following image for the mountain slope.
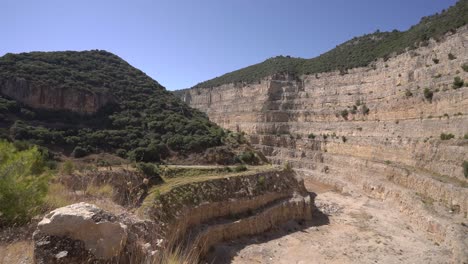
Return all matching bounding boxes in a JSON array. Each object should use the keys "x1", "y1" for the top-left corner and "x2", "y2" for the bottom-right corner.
[
  {"x1": 0, "y1": 50, "x2": 225, "y2": 160},
  {"x1": 192, "y1": 0, "x2": 467, "y2": 89}
]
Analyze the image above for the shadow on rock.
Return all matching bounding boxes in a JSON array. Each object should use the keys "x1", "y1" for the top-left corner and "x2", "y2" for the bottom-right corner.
[{"x1": 202, "y1": 192, "x2": 329, "y2": 264}]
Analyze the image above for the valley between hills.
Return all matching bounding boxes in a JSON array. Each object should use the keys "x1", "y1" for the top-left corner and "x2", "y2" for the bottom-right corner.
[{"x1": 0, "y1": 1, "x2": 467, "y2": 264}]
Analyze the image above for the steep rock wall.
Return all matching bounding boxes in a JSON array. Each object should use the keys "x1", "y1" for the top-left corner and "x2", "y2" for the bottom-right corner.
[
  {"x1": 178, "y1": 27, "x2": 468, "y2": 184},
  {"x1": 0, "y1": 77, "x2": 113, "y2": 114},
  {"x1": 177, "y1": 27, "x2": 468, "y2": 260}
]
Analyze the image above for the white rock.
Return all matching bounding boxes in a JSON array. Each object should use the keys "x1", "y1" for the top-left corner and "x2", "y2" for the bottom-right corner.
[{"x1": 37, "y1": 202, "x2": 127, "y2": 259}]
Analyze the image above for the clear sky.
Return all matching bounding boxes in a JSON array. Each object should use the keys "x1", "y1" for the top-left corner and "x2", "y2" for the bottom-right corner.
[{"x1": 1, "y1": 0, "x2": 458, "y2": 90}]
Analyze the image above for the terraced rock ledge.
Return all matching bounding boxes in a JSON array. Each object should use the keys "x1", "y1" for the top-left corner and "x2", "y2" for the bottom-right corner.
[{"x1": 33, "y1": 167, "x2": 313, "y2": 263}]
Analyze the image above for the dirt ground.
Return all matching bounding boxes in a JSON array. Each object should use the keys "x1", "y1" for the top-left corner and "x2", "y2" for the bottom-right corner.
[{"x1": 205, "y1": 180, "x2": 452, "y2": 264}]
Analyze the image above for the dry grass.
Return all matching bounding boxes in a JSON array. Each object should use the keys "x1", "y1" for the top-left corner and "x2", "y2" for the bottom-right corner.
[
  {"x1": 155, "y1": 165, "x2": 276, "y2": 195},
  {"x1": 43, "y1": 182, "x2": 76, "y2": 210},
  {"x1": 85, "y1": 184, "x2": 114, "y2": 198}
]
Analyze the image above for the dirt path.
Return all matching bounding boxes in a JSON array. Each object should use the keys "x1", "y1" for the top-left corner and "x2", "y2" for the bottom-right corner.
[{"x1": 205, "y1": 181, "x2": 452, "y2": 264}]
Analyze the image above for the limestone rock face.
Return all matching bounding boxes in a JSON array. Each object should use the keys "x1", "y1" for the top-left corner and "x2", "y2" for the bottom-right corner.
[
  {"x1": 34, "y1": 203, "x2": 127, "y2": 263},
  {"x1": 0, "y1": 77, "x2": 113, "y2": 114},
  {"x1": 176, "y1": 27, "x2": 468, "y2": 262}
]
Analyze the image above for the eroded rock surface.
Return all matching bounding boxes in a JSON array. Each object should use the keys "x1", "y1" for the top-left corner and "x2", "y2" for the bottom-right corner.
[
  {"x1": 176, "y1": 27, "x2": 468, "y2": 262},
  {"x1": 0, "y1": 77, "x2": 113, "y2": 114},
  {"x1": 33, "y1": 170, "x2": 312, "y2": 263},
  {"x1": 33, "y1": 203, "x2": 127, "y2": 263}
]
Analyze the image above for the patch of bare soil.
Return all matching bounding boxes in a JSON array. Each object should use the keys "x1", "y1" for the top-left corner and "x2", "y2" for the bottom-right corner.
[{"x1": 205, "y1": 181, "x2": 452, "y2": 264}]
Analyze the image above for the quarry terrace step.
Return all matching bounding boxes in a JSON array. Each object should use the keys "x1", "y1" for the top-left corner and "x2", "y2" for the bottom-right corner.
[{"x1": 33, "y1": 169, "x2": 313, "y2": 263}]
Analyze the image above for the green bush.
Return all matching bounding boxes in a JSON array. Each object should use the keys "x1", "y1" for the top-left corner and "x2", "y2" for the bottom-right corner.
[
  {"x1": 136, "y1": 162, "x2": 163, "y2": 183},
  {"x1": 423, "y1": 88, "x2": 434, "y2": 101},
  {"x1": 71, "y1": 146, "x2": 88, "y2": 158},
  {"x1": 61, "y1": 160, "x2": 74, "y2": 175},
  {"x1": 0, "y1": 141, "x2": 50, "y2": 226},
  {"x1": 116, "y1": 149, "x2": 127, "y2": 158},
  {"x1": 236, "y1": 151, "x2": 258, "y2": 165},
  {"x1": 440, "y1": 133, "x2": 455, "y2": 140},
  {"x1": 453, "y1": 76, "x2": 464, "y2": 89},
  {"x1": 462, "y1": 63, "x2": 468, "y2": 72},
  {"x1": 233, "y1": 164, "x2": 248, "y2": 172},
  {"x1": 340, "y1": 109, "x2": 349, "y2": 119},
  {"x1": 361, "y1": 104, "x2": 370, "y2": 115}
]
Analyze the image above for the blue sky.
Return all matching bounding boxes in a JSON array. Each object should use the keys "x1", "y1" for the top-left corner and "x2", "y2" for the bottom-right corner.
[{"x1": 1, "y1": 0, "x2": 458, "y2": 90}]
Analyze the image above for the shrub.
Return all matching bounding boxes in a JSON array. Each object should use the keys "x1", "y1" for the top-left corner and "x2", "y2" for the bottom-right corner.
[
  {"x1": 405, "y1": 89, "x2": 413, "y2": 97},
  {"x1": 137, "y1": 162, "x2": 163, "y2": 183},
  {"x1": 453, "y1": 76, "x2": 464, "y2": 89},
  {"x1": 448, "y1": 53, "x2": 456, "y2": 60},
  {"x1": 463, "y1": 161, "x2": 468, "y2": 178},
  {"x1": 432, "y1": 58, "x2": 439, "y2": 64},
  {"x1": 308, "y1": 133, "x2": 316, "y2": 139},
  {"x1": 61, "y1": 160, "x2": 74, "y2": 175},
  {"x1": 440, "y1": 133, "x2": 455, "y2": 140},
  {"x1": 116, "y1": 149, "x2": 127, "y2": 158},
  {"x1": 233, "y1": 164, "x2": 247, "y2": 172},
  {"x1": 258, "y1": 176, "x2": 266, "y2": 186},
  {"x1": 71, "y1": 146, "x2": 88, "y2": 158},
  {"x1": 361, "y1": 104, "x2": 370, "y2": 115},
  {"x1": 464, "y1": 133, "x2": 468, "y2": 140},
  {"x1": 0, "y1": 141, "x2": 50, "y2": 226},
  {"x1": 423, "y1": 88, "x2": 433, "y2": 101},
  {"x1": 340, "y1": 109, "x2": 349, "y2": 119},
  {"x1": 342, "y1": 136, "x2": 347, "y2": 143},
  {"x1": 236, "y1": 151, "x2": 258, "y2": 165},
  {"x1": 462, "y1": 63, "x2": 468, "y2": 72}
]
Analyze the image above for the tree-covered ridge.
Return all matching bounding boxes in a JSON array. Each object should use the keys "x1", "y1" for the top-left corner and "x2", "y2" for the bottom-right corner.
[
  {"x1": 0, "y1": 50, "x2": 226, "y2": 160},
  {"x1": 193, "y1": 0, "x2": 468, "y2": 88}
]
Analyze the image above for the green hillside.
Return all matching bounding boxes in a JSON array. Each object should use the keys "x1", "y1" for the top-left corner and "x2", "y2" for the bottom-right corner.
[
  {"x1": 0, "y1": 50, "x2": 225, "y2": 161},
  {"x1": 192, "y1": 0, "x2": 467, "y2": 88}
]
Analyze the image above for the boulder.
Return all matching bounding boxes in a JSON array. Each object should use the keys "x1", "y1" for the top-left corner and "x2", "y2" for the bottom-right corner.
[{"x1": 33, "y1": 203, "x2": 127, "y2": 263}]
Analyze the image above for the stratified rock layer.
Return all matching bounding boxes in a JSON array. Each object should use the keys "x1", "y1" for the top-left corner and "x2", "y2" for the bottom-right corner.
[
  {"x1": 177, "y1": 27, "x2": 468, "y2": 262},
  {"x1": 0, "y1": 77, "x2": 113, "y2": 114},
  {"x1": 33, "y1": 170, "x2": 312, "y2": 263}
]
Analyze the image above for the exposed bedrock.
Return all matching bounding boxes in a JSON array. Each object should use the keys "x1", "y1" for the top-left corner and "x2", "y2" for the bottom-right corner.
[
  {"x1": 0, "y1": 77, "x2": 113, "y2": 114},
  {"x1": 177, "y1": 27, "x2": 468, "y2": 262},
  {"x1": 33, "y1": 170, "x2": 312, "y2": 263}
]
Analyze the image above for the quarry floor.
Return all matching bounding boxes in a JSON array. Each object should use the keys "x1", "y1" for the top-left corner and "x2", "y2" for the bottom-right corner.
[{"x1": 205, "y1": 180, "x2": 452, "y2": 264}]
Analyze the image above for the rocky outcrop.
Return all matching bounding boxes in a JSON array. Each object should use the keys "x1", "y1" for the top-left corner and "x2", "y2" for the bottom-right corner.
[
  {"x1": 177, "y1": 27, "x2": 468, "y2": 262},
  {"x1": 33, "y1": 203, "x2": 128, "y2": 263},
  {"x1": 139, "y1": 169, "x2": 312, "y2": 259},
  {"x1": 33, "y1": 169, "x2": 312, "y2": 263},
  {"x1": 0, "y1": 77, "x2": 113, "y2": 114}
]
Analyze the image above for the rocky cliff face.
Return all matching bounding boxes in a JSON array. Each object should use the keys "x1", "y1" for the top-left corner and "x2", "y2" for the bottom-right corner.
[
  {"x1": 177, "y1": 27, "x2": 468, "y2": 261},
  {"x1": 0, "y1": 77, "x2": 113, "y2": 114}
]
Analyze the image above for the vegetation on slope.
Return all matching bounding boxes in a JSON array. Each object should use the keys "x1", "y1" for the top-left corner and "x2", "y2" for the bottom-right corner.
[
  {"x1": 0, "y1": 141, "x2": 50, "y2": 226},
  {"x1": 192, "y1": 0, "x2": 467, "y2": 88},
  {"x1": 0, "y1": 50, "x2": 226, "y2": 160}
]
